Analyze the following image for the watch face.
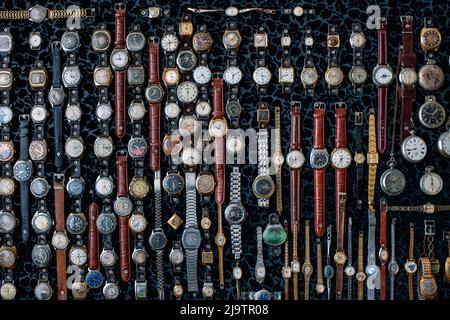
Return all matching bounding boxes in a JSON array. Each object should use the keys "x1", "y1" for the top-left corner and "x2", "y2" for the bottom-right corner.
[
  {"x1": 65, "y1": 104, "x2": 82, "y2": 122},
  {"x1": 96, "y1": 103, "x2": 112, "y2": 121},
  {"x1": 421, "y1": 28, "x2": 441, "y2": 51},
  {"x1": 179, "y1": 115, "x2": 200, "y2": 136},
  {"x1": 103, "y1": 282, "x2": 120, "y2": 300},
  {"x1": 30, "y1": 105, "x2": 48, "y2": 123},
  {"x1": 181, "y1": 228, "x2": 201, "y2": 249},
  {"x1": 0, "y1": 69, "x2": 13, "y2": 89},
  {"x1": 215, "y1": 233, "x2": 226, "y2": 247},
  {"x1": 356, "y1": 272, "x2": 366, "y2": 281},
  {"x1": 281, "y1": 35, "x2": 292, "y2": 47},
  {"x1": 100, "y1": 250, "x2": 117, "y2": 268},
  {"x1": 225, "y1": 6, "x2": 239, "y2": 17},
  {"x1": 0, "y1": 282, "x2": 16, "y2": 301},
  {"x1": 65, "y1": 137, "x2": 84, "y2": 159},
  {"x1": 95, "y1": 176, "x2": 114, "y2": 197},
  {"x1": 128, "y1": 101, "x2": 146, "y2": 121},
  {"x1": 29, "y1": 69, "x2": 47, "y2": 88},
  {"x1": 176, "y1": 50, "x2": 197, "y2": 72},
  {"x1": 193, "y1": 65, "x2": 212, "y2": 85},
  {"x1": 94, "y1": 137, "x2": 114, "y2": 158},
  {"x1": 129, "y1": 177, "x2": 150, "y2": 199},
  {"x1": 126, "y1": 32, "x2": 146, "y2": 52},
  {"x1": 163, "y1": 173, "x2": 184, "y2": 196},
  {"x1": 0, "y1": 178, "x2": 14, "y2": 196},
  {"x1": 162, "y1": 68, "x2": 180, "y2": 87},
  {"x1": 85, "y1": 270, "x2": 104, "y2": 289},
  {"x1": 162, "y1": 134, "x2": 183, "y2": 156},
  {"x1": 179, "y1": 21, "x2": 193, "y2": 36},
  {"x1": 405, "y1": 261, "x2": 417, "y2": 274},
  {"x1": 0, "y1": 106, "x2": 13, "y2": 125},
  {"x1": 278, "y1": 67, "x2": 294, "y2": 84},
  {"x1": 66, "y1": 177, "x2": 85, "y2": 197},
  {"x1": 48, "y1": 87, "x2": 65, "y2": 105},
  {"x1": 128, "y1": 137, "x2": 147, "y2": 158},
  {"x1": 421, "y1": 278, "x2": 437, "y2": 297},
  {"x1": 420, "y1": 171, "x2": 443, "y2": 196},
  {"x1": 31, "y1": 244, "x2": 51, "y2": 268},
  {"x1": 254, "y1": 33, "x2": 268, "y2": 48},
  {"x1": 29, "y1": 33, "x2": 42, "y2": 49},
  {"x1": 349, "y1": 66, "x2": 368, "y2": 85},
  {"x1": 145, "y1": 84, "x2": 164, "y2": 103},
  {"x1": 72, "y1": 281, "x2": 88, "y2": 300},
  {"x1": 327, "y1": 35, "x2": 340, "y2": 47},
  {"x1": 96, "y1": 213, "x2": 117, "y2": 235},
  {"x1": 110, "y1": 49, "x2": 130, "y2": 70},
  {"x1": 0, "y1": 33, "x2": 13, "y2": 53},
  {"x1": 224, "y1": 204, "x2": 247, "y2": 224},
  {"x1": 34, "y1": 282, "x2": 52, "y2": 300},
  {"x1": 223, "y1": 66, "x2": 243, "y2": 85},
  {"x1": 93, "y1": 66, "x2": 112, "y2": 87},
  {"x1": 62, "y1": 66, "x2": 81, "y2": 88},
  {"x1": 401, "y1": 135, "x2": 427, "y2": 163},
  {"x1": 195, "y1": 101, "x2": 211, "y2": 118},
  {"x1": 177, "y1": 81, "x2": 199, "y2": 103},
  {"x1": 202, "y1": 285, "x2": 214, "y2": 298},
  {"x1": 0, "y1": 211, "x2": 16, "y2": 233},
  {"x1": 438, "y1": 131, "x2": 450, "y2": 158},
  {"x1": 302, "y1": 263, "x2": 313, "y2": 276},
  {"x1": 13, "y1": 160, "x2": 33, "y2": 182},
  {"x1": 201, "y1": 217, "x2": 212, "y2": 230},
  {"x1": 331, "y1": 148, "x2": 352, "y2": 169},
  {"x1": 325, "y1": 67, "x2": 344, "y2": 86},
  {"x1": 380, "y1": 168, "x2": 406, "y2": 196},
  {"x1": 388, "y1": 261, "x2": 399, "y2": 275},
  {"x1": 51, "y1": 231, "x2": 69, "y2": 250},
  {"x1": 379, "y1": 248, "x2": 389, "y2": 262},
  {"x1": 114, "y1": 197, "x2": 134, "y2": 216},
  {"x1": 418, "y1": 64, "x2": 444, "y2": 91},
  {"x1": 91, "y1": 29, "x2": 111, "y2": 52},
  {"x1": 252, "y1": 175, "x2": 275, "y2": 199},
  {"x1": 253, "y1": 67, "x2": 272, "y2": 86},
  {"x1": 30, "y1": 177, "x2": 49, "y2": 198},
  {"x1": 161, "y1": 33, "x2": 179, "y2": 52},
  {"x1": 169, "y1": 248, "x2": 184, "y2": 265},
  {"x1": 345, "y1": 265, "x2": 356, "y2": 277},
  {"x1": 310, "y1": 149, "x2": 330, "y2": 169},
  {"x1": 272, "y1": 152, "x2": 285, "y2": 167},
  {"x1": 286, "y1": 150, "x2": 305, "y2": 169},
  {"x1": 418, "y1": 99, "x2": 445, "y2": 129},
  {"x1": 372, "y1": 65, "x2": 394, "y2": 86},
  {"x1": 223, "y1": 30, "x2": 241, "y2": 49},
  {"x1": 127, "y1": 66, "x2": 145, "y2": 86},
  {"x1": 0, "y1": 141, "x2": 14, "y2": 162},
  {"x1": 399, "y1": 67, "x2": 418, "y2": 86},
  {"x1": 132, "y1": 248, "x2": 148, "y2": 264},
  {"x1": 208, "y1": 118, "x2": 228, "y2": 138},
  {"x1": 0, "y1": 247, "x2": 16, "y2": 268},
  {"x1": 350, "y1": 32, "x2": 366, "y2": 48},
  {"x1": 61, "y1": 31, "x2": 80, "y2": 53},
  {"x1": 149, "y1": 231, "x2": 167, "y2": 250},
  {"x1": 69, "y1": 247, "x2": 88, "y2": 266},
  {"x1": 291, "y1": 260, "x2": 301, "y2": 273},
  {"x1": 193, "y1": 31, "x2": 213, "y2": 52},
  {"x1": 233, "y1": 266, "x2": 243, "y2": 280},
  {"x1": 195, "y1": 174, "x2": 215, "y2": 195},
  {"x1": 226, "y1": 135, "x2": 245, "y2": 154},
  {"x1": 129, "y1": 213, "x2": 147, "y2": 233},
  {"x1": 31, "y1": 211, "x2": 52, "y2": 234},
  {"x1": 254, "y1": 289, "x2": 271, "y2": 301},
  {"x1": 66, "y1": 213, "x2": 87, "y2": 235},
  {"x1": 164, "y1": 103, "x2": 181, "y2": 119},
  {"x1": 181, "y1": 147, "x2": 201, "y2": 166}
]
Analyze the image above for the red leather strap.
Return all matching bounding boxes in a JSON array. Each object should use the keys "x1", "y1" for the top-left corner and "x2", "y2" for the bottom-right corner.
[
  {"x1": 149, "y1": 103, "x2": 161, "y2": 172},
  {"x1": 119, "y1": 215, "x2": 130, "y2": 282},
  {"x1": 314, "y1": 169, "x2": 325, "y2": 237},
  {"x1": 116, "y1": 153, "x2": 128, "y2": 196},
  {"x1": 290, "y1": 169, "x2": 300, "y2": 233},
  {"x1": 114, "y1": 6, "x2": 126, "y2": 48},
  {"x1": 212, "y1": 78, "x2": 224, "y2": 118},
  {"x1": 54, "y1": 181, "x2": 65, "y2": 232},
  {"x1": 335, "y1": 107, "x2": 346, "y2": 148},
  {"x1": 378, "y1": 19, "x2": 388, "y2": 65},
  {"x1": 148, "y1": 41, "x2": 160, "y2": 85},
  {"x1": 400, "y1": 89, "x2": 415, "y2": 141},
  {"x1": 313, "y1": 107, "x2": 325, "y2": 149},
  {"x1": 380, "y1": 200, "x2": 388, "y2": 300},
  {"x1": 115, "y1": 70, "x2": 126, "y2": 139},
  {"x1": 335, "y1": 169, "x2": 346, "y2": 224},
  {"x1": 401, "y1": 17, "x2": 415, "y2": 66},
  {"x1": 56, "y1": 249, "x2": 67, "y2": 300},
  {"x1": 377, "y1": 87, "x2": 387, "y2": 154},
  {"x1": 290, "y1": 106, "x2": 301, "y2": 150},
  {"x1": 88, "y1": 202, "x2": 99, "y2": 270},
  {"x1": 214, "y1": 138, "x2": 225, "y2": 205}
]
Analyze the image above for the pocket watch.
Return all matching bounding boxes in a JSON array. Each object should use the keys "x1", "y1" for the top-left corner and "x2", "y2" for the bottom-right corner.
[
  {"x1": 103, "y1": 282, "x2": 120, "y2": 300},
  {"x1": 96, "y1": 103, "x2": 112, "y2": 121},
  {"x1": 95, "y1": 176, "x2": 114, "y2": 197},
  {"x1": 0, "y1": 141, "x2": 14, "y2": 162},
  {"x1": 401, "y1": 133, "x2": 427, "y2": 163},
  {"x1": 65, "y1": 137, "x2": 85, "y2": 159},
  {"x1": 96, "y1": 213, "x2": 117, "y2": 235},
  {"x1": 66, "y1": 177, "x2": 85, "y2": 198},
  {"x1": 418, "y1": 64, "x2": 444, "y2": 91},
  {"x1": 30, "y1": 105, "x2": 48, "y2": 123},
  {"x1": 0, "y1": 177, "x2": 15, "y2": 196},
  {"x1": 196, "y1": 173, "x2": 215, "y2": 195},
  {"x1": 34, "y1": 282, "x2": 52, "y2": 300},
  {"x1": 0, "y1": 282, "x2": 16, "y2": 301},
  {"x1": 129, "y1": 177, "x2": 150, "y2": 199},
  {"x1": 31, "y1": 211, "x2": 52, "y2": 234},
  {"x1": 65, "y1": 104, "x2": 82, "y2": 123},
  {"x1": 437, "y1": 122, "x2": 450, "y2": 158},
  {"x1": 380, "y1": 167, "x2": 406, "y2": 196},
  {"x1": 69, "y1": 246, "x2": 88, "y2": 266},
  {"x1": 129, "y1": 213, "x2": 147, "y2": 233},
  {"x1": 177, "y1": 81, "x2": 199, "y2": 103},
  {"x1": 330, "y1": 148, "x2": 352, "y2": 169},
  {"x1": 66, "y1": 213, "x2": 87, "y2": 235},
  {"x1": 419, "y1": 166, "x2": 443, "y2": 196},
  {"x1": 0, "y1": 211, "x2": 16, "y2": 234},
  {"x1": 418, "y1": 96, "x2": 445, "y2": 128},
  {"x1": 127, "y1": 137, "x2": 147, "y2": 159},
  {"x1": 94, "y1": 136, "x2": 114, "y2": 158},
  {"x1": 51, "y1": 231, "x2": 69, "y2": 250},
  {"x1": 164, "y1": 103, "x2": 181, "y2": 119},
  {"x1": 30, "y1": 177, "x2": 49, "y2": 198},
  {"x1": 31, "y1": 244, "x2": 52, "y2": 268},
  {"x1": 163, "y1": 172, "x2": 184, "y2": 196}
]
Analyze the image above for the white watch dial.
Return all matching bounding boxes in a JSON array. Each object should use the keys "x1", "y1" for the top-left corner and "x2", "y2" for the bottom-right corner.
[
  {"x1": 128, "y1": 102, "x2": 146, "y2": 121},
  {"x1": 65, "y1": 104, "x2": 82, "y2": 122},
  {"x1": 94, "y1": 137, "x2": 113, "y2": 158},
  {"x1": 401, "y1": 135, "x2": 427, "y2": 163},
  {"x1": 223, "y1": 66, "x2": 243, "y2": 85},
  {"x1": 286, "y1": 150, "x2": 305, "y2": 169},
  {"x1": 164, "y1": 102, "x2": 180, "y2": 119},
  {"x1": 95, "y1": 176, "x2": 114, "y2": 197},
  {"x1": 226, "y1": 136, "x2": 244, "y2": 154},
  {"x1": 62, "y1": 67, "x2": 81, "y2": 87},
  {"x1": 29, "y1": 33, "x2": 42, "y2": 48},
  {"x1": 350, "y1": 33, "x2": 366, "y2": 48},
  {"x1": 161, "y1": 33, "x2": 179, "y2": 52},
  {"x1": 30, "y1": 105, "x2": 47, "y2": 123},
  {"x1": 399, "y1": 68, "x2": 418, "y2": 86},
  {"x1": 253, "y1": 67, "x2": 271, "y2": 85},
  {"x1": 420, "y1": 171, "x2": 443, "y2": 196},
  {"x1": 110, "y1": 49, "x2": 130, "y2": 69},
  {"x1": 279, "y1": 67, "x2": 294, "y2": 84},
  {"x1": 209, "y1": 119, "x2": 227, "y2": 138},
  {"x1": 177, "y1": 81, "x2": 198, "y2": 103},
  {"x1": 69, "y1": 248, "x2": 88, "y2": 266},
  {"x1": 331, "y1": 148, "x2": 352, "y2": 169},
  {"x1": 96, "y1": 103, "x2": 112, "y2": 121},
  {"x1": 65, "y1": 138, "x2": 84, "y2": 159},
  {"x1": 373, "y1": 65, "x2": 394, "y2": 86},
  {"x1": 195, "y1": 101, "x2": 211, "y2": 117},
  {"x1": 181, "y1": 147, "x2": 201, "y2": 166},
  {"x1": 437, "y1": 131, "x2": 450, "y2": 157},
  {"x1": 193, "y1": 65, "x2": 212, "y2": 85}
]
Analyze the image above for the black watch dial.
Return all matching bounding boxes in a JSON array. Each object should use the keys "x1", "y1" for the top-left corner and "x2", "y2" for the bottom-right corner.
[
  {"x1": 66, "y1": 213, "x2": 87, "y2": 235},
  {"x1": 226, "y1": 100, "x2": 242, "y2": 118},
  {"x1": 31, "y1": 244, "x2": 52, "y2": 268},
  {"x1": 176, "y1": 50, "x2": 197, "y2": 72},
  {"x1": 13, "y1": 161, "x2": 33, "y2": 182},
  {"x1": 92, "y1": 29, "x2": 111, "y2": 52},
  {"x1": 224, "y1": 204, "x2": 247, "y2": 224},
  {"x1": 61, "y1": 31, "x2": 80, "y2": 53},
  {"x1": 252, "y1": 175, "x2": 275, "y2": 198},
  {"x1": 128, "y1": 137, "x2": 147, "y2": 159},
  {"x1": 163, "y1": 173, "x2": 184, "y2": 196},
  {"x1": 30, "y1": 177, "x2": 50, "y2": 198},
  {"x1": 96, "y1": 213, "x2": 117, "y2": 235},
  {"x1": 149, "y1": 231, "x2": 167, "y2": 250}
]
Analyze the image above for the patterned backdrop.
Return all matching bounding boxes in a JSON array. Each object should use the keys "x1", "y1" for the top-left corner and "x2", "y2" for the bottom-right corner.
[{"x1": 1, "y1": 0, "x2": 450, "y2": 300}]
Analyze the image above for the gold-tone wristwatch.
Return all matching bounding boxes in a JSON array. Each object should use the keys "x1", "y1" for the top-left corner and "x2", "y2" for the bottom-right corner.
[
  {"x1": 418, "y1": 257, "x2": 438, "y2": 300},
  {"x1": 291, "y1": 222, "x2": 300, "y2": 300},
  {"x1": 273, "y1": 106, "x2": 284, "y2": 215},
  {"x1": 0, "y1": 5, "x2": 95, "y2": 23},
  {"x1": 404, "y1": 223, "x2": 417, "y2": 300},
  {"x1": 367, "y1": 109, "x2": 378, "y2": 210},
  {"x1": 282, "y1": 220, "x2": 291, "y2": 300},
  {"x1": 315, "y1": 238, "x2": 325, "y2": 295},
  {"x1": 301, "y1": 220, "x2": 313, "y2": 300},
  {"x1": 215, "y1": 204, "x2": 226, "y2": 289},
  {"x1": 356, "y1": 231, "x2": 366, "y2": 300}
]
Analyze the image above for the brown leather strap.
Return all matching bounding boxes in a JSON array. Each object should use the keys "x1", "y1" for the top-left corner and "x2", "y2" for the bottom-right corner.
[
  {"x1": 119, "y1": 215, "x2": 130, "y2": 282},
  {"x1": 336, "y1": 264, "x2": 344, "y2": 300},
  {"x1": 148, "y1": 41, "x2": 160, "y2": 85},
  {"x1": 54, "y1": 180, "x2": 65, "y2": 232},
  {"x1": 335, "y1": 107, "x2": 346, "y2": 148},
  {"x1": 378, "y1": 19, "x2": 388, "y2": 65},
  {"x1": 88, "y1": 202, "x2": 99, "y2": 270},
  {"x1": 377, "y1": 87, "x2": 387, "y2": 154},
  {"x1": 290, "y1": 169, "x2": 300, "y2": 233},
  {"x1": 401, "y1": 17, "x2": 415, "y2": 66},
  {"x1": 290, "y1": 105, "x2": 301, "y2": 150},
  {"x1": 56, "y1": 249, "x2": 67, "y2": 300},
  {"x1": 380, "y1": 199, "x2": 388, "y2": 300},
  {"x1": 214, "y1": 138, "x2": 225, "y2": 205},
  {"x1": 314, "y1": 169, "x2": 325, "y2": 237},
  {"x1": 313, "y1": 107, "x2": 325, "y2": 149},
  {"x1": 180, "y1": 11, "x2": 193, "y2": 49},
  {"x1": 212, "y1": 78, "x2": 224, "y2": 118},
  {"x1": 115, "y1": 70, "x2": 126, "y2": 139},
  {"x1": 116, "y1": 152, "x2": 128, "y2": 196},
  {"x1": 335, "y1": 169, "x2": 346, "y2": 224},
  {"x1": 114, "y1": 5, "x2": 126, "y2": 48},
  {"x1": 149, "y1": 103, "x2": 161, "y2": 172},
  {"x1": 400, "y1": 89, "x2": 415, "y2": 141}
]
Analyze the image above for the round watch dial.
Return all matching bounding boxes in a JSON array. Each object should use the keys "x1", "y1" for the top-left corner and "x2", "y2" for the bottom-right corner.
[
  {"x1": 129, "y1": 178, "x2": 150, "y2": 199},
  {"x1": 91, "y1": 29, "x2": 111, "y2": 52},
  {"x1": 233, "y1": 266, "x2": 243, "y2": 280},
  {"x1": 34, "y1": 282, "x2": 52, "y2": 300},
  {"x1": 65, "y1": 104, "x2": 82, "y2": 122},
  {"x1": 61, "y1": 31, "x2": 80, "y2": 53},
  {"x1": 345, "y1": 265, "x2": 356, "y2": 277},
  {"x1": 0, "y1": 211, "x2": 16, "y2": 234},
  {"x1": 103, "y1": 282, "x2": 120, "y2": 300},
  {"x1": 94, "y1": 137, "x2": 114, "y2": 158},
  {"x1": 224, "y1": 204, "x2": 247, "y2": 224},
  {"x1": 0, "y1": 177, "x2": 15, "y2": 196},
  {"x1": 350, "y1": 32, "x2": 366, "y2": 48},
  {"x1": 349, "y1": 66, "x2": 368, "y2": 85},
  {"x1": 252, "y1": 175, "x2": 275, "y2": 199},
  {"x1": 13, "y1": 161, "x2": 33, "y2": 181},
  {"x1": 421, "y1": 278, "x2": 437, "y2": 297},
  {"x1": 252, "y1": 67, "x2": 272, "y2": 86},
  {"x1": 418, "y1": 98, "x2": 445, "y2": 129},
  {"x1": 145, "y1": 85, "x2": 164, "y2": 103},
  {"x1": 380, "y1": 168, "x2": 406, "y2": 196},
  {"x1": 72, "y1": 281, "x2": 88, "y2": 300},
  {"x1": 223, "y1": 66, "x2": 243, "y2": 85},
  {"x1": 401, "y1": 135, "x2": 427, "y2": 163},
  {"x1": 193, "y1": 31, "x2": 213, "y2": 52},
  {"x1": 30, "y1": 105, "x2": 48, "y2": 123},
  {"x1": 286, "y1": 150, "x2": 305, "y2": 169},
  {"x1": 225, "y1": 6, "x2": 239, "y2": 17},
  {"x1": 0, "y1": 282, "x2": 16, "y2": 301},
  {"x1": 31, "y1": 244, "x2": 51, "y2": 268},
  {"x1": 95, "y1": 176, "x2": 114, "y2": 197},
  {"x1": 325, "y1": 67, "x2": 344, "y2": 86},
  {"x1": 421, "y1": 28, "x2": 441, "y2": 51},
  {"x1": 29, "y1": 5, "x2": 47, "y2": 23},
  {"x1": 126, "y1": 32, "x2": 145, "y2": 52},
  {"x1": 208, "y1": 118, "x2": 228, "y2": 138},
  {"x1": 223, "y1": 30, "x2": 241, "y2": 49},
  {"x1": 100, "y1": 250, "x2": 117, "y2": 268},
  {"x1": 128, "y1": 101, "x2": 146, "y2": 121},
  {"x1": 331, "y1": 148, "x2": 352, "y2": 169},
  {"x1": 66, "y1": 213, "x2": 87, "y2": 235},
  {"x1": 161, "y1": 33, "x2": 179, "y2": 52},
  {"x1": 93, "y1": 67, "x2": 112, "y2": 87},
  {"x1": 162, "y1": 68, "x2": 180, "y2": 87},
  {"x1": 128, "y1": 137, "x2": 147, "y2": 159},
  {"x1": 96, "y1": 103, "x2": 112, "y2": 121},
  {"x1": 48, "y1": 87, "x2": 65, "y2": 105},
  {"x1": 181, "y1": 147, "x2": 201, "y2": 166},
  {"x1": 169, "y1": 248, "x2": 184, "y2": 265},
  {"x1": 66, "y1": 177, "x2": 85, "y2": 197},
  {"x1": 176, "y1": 50, "x2": 197, "y2": 72},
  {"x1": 127, "y1": 66, "x2": 145, "y2": 86},
  {"x1": 193, "y1": 65, "x2": 212, "y2": 85},
  {"x1": 373, "y1": 65, "x2": 394, "y2": 86},
  {"x1": 301, "y1": 67, "x2": 319, "y2": 86},
  {"x1": 0, "y1": 141, "x2": 14, "y2": 162},
  {"x1": 437, "y1": 131, "x2": 450, "y2": 158},
  {"x1": 0, "y1": 106, "x2": 13, "y2": 125},
  {"x1": 405, "y1": 261, "x2": 417, "y2": 274},
  {"x1": 31, "y1": 212, "x2": 52, "y2": 234},
  {"x1": 69, "y1": 247, "x2": 88, "y2": 266},
  {"x1": 129, "y1": 213, "x2": 147, "y2": 233},
  {"x1": 418, "y1": 64, "x2": 444, "y2": 91},
  {"x1": 226, "y1": 135, "x2": 245, "y2": 154},
  {"x1": 163, "y1": 173, "x2": 184, "y2": 196},
  {"x1": 164, "y1": 102, "x2": 181, "y2": 119},
  {"x1": 420, "y1": 171, "x2": 443, "y2": 196},
  {"x1": 177, "y1": 81, "x2": 199, "y2": 104},
  {"x1": 51, "y1": 231, "x2": 69, "y2": 250},
  {"x1": 149, "y1": 231, "x2": 167, "y2": 251},
  {"x1": 96, "y1": 213, "x2": 117, "y2": 235},
  {"x1": 162, "y1": 134, "x2": 183, "y2": 156},
  {"x1": 0, "y1": 247, "x2": 17, "y2": 268},
  {"x1": 195, "y1": 174, "x2": 215, "y2": 195},
  {"x1": 62, "y1": 66, "x2": 81, "y2": 87},
  {"x1": 132, "y1": 249, "x2": 148, "y2": 265},
  {"x1": 110, "y1": 49, "x2": 130, "y2": 70},
  {"x1": 310, "y1": 149, "x2": 330, "y2": 169},
  {"x1": 179, "y1": 115, "x2": 199, "y2": 136},
  {"x1": 65, "y1": 137, "x2": 84, "y2": 159},
  {"x1": 195, "y1": 101, "x2": 211, "y2": 118},
  {"x1": 399, "y1": 67, "x2": 418, "y2": 86},
  {"x1": 85, "y1": 270, "x2": 104, "y2": 289},
  {"x1": 30, "y1": 177, "x2": 50, "y2": 198},
  {"x1": 114, "y1": 197, "x2": 134, "y2": 216}
]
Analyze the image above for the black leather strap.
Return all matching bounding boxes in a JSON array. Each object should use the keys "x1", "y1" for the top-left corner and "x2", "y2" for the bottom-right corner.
[
  {"x1": 355, "y1": 112, "x2": 364, "y2": 210},
  {"x1": 52, "y1": 42, "x2": 62, "y2": 88},
  {"x1": 53, "y1": 106, "x2": 63, "y2": 170},
  {"x1": 255, "y1": 25, "x2": 268, "y2": 95},
  {"x1": 303, "y1": 27, "x2": 315, "y2": 96},
  {"x1": 327, "y1": 25, "x2": 339, "y2": 68},
  {"x1": 19, "y1": 116, "x2": 29, "y2": 160},
  {"x1": 281, "y1": 28, "x2": 292, "y2": 95}
]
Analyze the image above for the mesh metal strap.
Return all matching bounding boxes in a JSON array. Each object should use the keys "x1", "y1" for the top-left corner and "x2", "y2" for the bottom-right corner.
[
  {"x1": 347, "y1": 217, "x2": 353, "y2": 300},
  {"x1": 186, "y1": 249, "x2": 198, "y2": 292},
  {"x1": 48, "y1": 8, "x2": 95, "y2": 19},
  {"x1": 154, "y1": 172, "x2": 162, "y2": 228},
  {"x1": 230, "y1": 167, "x2": 241, "y2": 204},
  {"x1": 257, "y1": 130, "x2": 269, "y2": 207},
  {"x1": 185, "y1": 172, "x2": 197, "y2": 228},
  {"x1": 0, "y1": 10, "x2": 29, "y2": 19},
  {"x1": 255, "y1": 226, "x2": 265, "y2": 283},
  {"x1": 231, "y1": 225, "x2": 242, "y2": 260}
]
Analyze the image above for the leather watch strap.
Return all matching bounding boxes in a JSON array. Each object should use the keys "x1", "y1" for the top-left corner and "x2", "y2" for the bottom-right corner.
[
  {"x1": 354, "y1": 112, "x2": 364, "y2": 209},
  {"x1": 114, "y1": 4, "x2": 126, "y2": 48},
  {"x1": 379, "y1": 199, "x2": 388, "y2": 300},
  {"x1": 213, "y1": 77, "x2": 225, "y2": 205},
  {"x1": 376, "y1": 18, "x2": 388, "y2": 154},
  {"x1": 313, "y1": 105, "x2": 326, "y2": 237},
  {"x1": 54, "y1": 173, "x2": 67, "y2": 300},
  {"x1": 88, "y1": 202, "x2": 100, "y2": 270},
  {"x1": 334, "y1": 104, "x2": 347, "y2": 227},
  {"x1": 114, "y1": 4, "x2": 127, "y2": 139},
  {"x1": 148, "y1": 41, "x2": 160, "y2": 85},
  {"x1": 116, "y1": 153, "x2": 128, "y2": 196},
  {"x1": 116, "y1": 152, "x2": 130, "y2": 282}
]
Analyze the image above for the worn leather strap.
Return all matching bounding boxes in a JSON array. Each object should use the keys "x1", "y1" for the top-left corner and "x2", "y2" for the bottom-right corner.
[
  {"x1": 314, "y1": 169, "x2": 325, "y2": 237},
  {"x1": 213, "y1": 77, "x2": 225, "y2": 205},
  {"x1": 54, "y1": 174, "x2": 67, "y2": 300},
  {"x1": 380, "y1": 199, "x2": 388, "y2": 300},
  {"x1": 290, "y1": 169, "x2": 300, "y2": 233},
  {"x1": 400, "y1": 89, "x2": 415, "y2": 141},
  {"x1": 88, "y1": 202, "x2": 99, "y2": 270},
  {"x1": 313, "y1": 107, "x2": 325, "y2": 149},
  {"x1": 54, "y1": 177, "x2": 65, "y2": 232},
  {"x1": 114, "y1": 5, "x2": 126, "y2": 48},
  {"x1": 212, "y1": 78, "x2": 224, "y2": 118},
  {"x1": 56, "y1": 249, "x2": 67, "y2": 300},
  {"x1": 116, "y1": 152, "x2": 128, "y2": 196},
  {"x1": 401, "y1": 17, "x2": 415, "y2": 65},
  {"x1": 115, "y1": 70, "x2": 126, "y2": 139},
  {"x1": 377, "y1": 86, "x2": 387, "y2": 154},
  {"x1": 149, "y1": 103, "x2": 161, "y2": 172},
  {"x1": 119, "y1": 215, "x2": 130, "y2": 282},
  {"x1": 148, "y1": 41, "x2": 160, "y2": 85},
  {"x1": 291, "y1": 104, "x2": 301, "y2": 150},
  {"x1": 378, "y1": 19, "x2": 388, "y2": 65}
]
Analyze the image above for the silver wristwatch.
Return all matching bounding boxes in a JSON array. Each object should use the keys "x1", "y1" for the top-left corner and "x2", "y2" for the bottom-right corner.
[
  {"x1": 388, "y1": 218, "x2": 399, "y2": 300},
  {"x1": 366, "y1": 209, "x2": 380, "y2": 300},
  {"x1": 344, "y1": 217, "x2": 356, "y2": 300},
  {"x1": 169, "y1": 241, "x2": 184, "y2": 272},
  {"x1": 255, "y1": 226, "x2": 266, "y2": 284},
  {"x1": 324, "y1": 225, "x2": 334, "y2": 300},
  {"x1": 253, "y1": 129, "x2": 275, "y2": 207}
]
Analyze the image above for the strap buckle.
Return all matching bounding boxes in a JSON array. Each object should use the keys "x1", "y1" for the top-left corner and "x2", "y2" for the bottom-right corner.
[
  {"x1": 424, "y1": 220, "x2": 436, "y2": 236},
  {"x1": 51, "y1": 41, "x2": 61, "y2": 50},
  {"x1": 115, "y1": 3, "x2": 126, "y2": 11},
  {"x1": 19, "y1": 114, "x2": 30, "y2": 122},
  {"x1": 116, "y1": 149, "x2": 128, "y2": 158},
  {"x1": 400, "y1": 15, "x2": 413, "y2": 23},
  {"x1": 213, "y1": 72, "x2": 222, "y2": 79},
  {"x1": 375, "y1": 17, "x2": 386, "y2": 30},
  {"x1": 149, "y1": 36, "x2": 160, "y2": 43},
  {"x1": 290, "y1": 100, "x2": 301, "y2": 109},
  {"x1": 335, "y1": 102, "x2": 347, "y2": 110},
  {"x1": 314, "y1": 102, "x2": 326, "y2": 109},
  {"x1": 53, "y1": 173, "x2": 65, "y2": 185},
  {"x1": 85, "y1": 8, "x2": 96, "y2": 18},
  {"x1": 355, "y1": 111, "x2": 363, "y2": 125}
]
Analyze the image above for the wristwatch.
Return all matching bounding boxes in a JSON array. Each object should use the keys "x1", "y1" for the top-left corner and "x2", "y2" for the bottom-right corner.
[
  {"x1": 388, "y1": 218, "x2": 399, "y2": 300},
  {"x1": 13, "y1": 115, "x2": 32, "y2": 242},
  {"x1": 0, "y1": 5, "x2": 95, "y2": 22},
  {"x1": 419, "y1": 166, "x2": 443, "y2": 196},
  {"x1": 282, "y1": 220, "x2": 290, "y2": 300},
  {"x1": 400, "y1": 124, "x2": 427, "y2": 163},
  {"x1": 418, "y1": 18, "x2": 444, "y2": 91},
  {"x1": 379, "y1": 199, "x2": 389, "y2": 300},
  {"x1": 310, "y1": 102, "x2": 329, "y2": 237},
  {"x1": 85, "y1": 203, "x2": 103, "y2": 291},
  {"x1": 302, "y1": 221, "x2": 313, "y2": 300},
  {"x1": 325, "y1": 25, "x2": 344, "y2": 94},
  {"x1": 354, "y1": 112, "x2": 365, "y2": 209},
  {"x1": 324, "y1": 226, "x2": 334, "y2": 300},
  {"x1": 278, "y1": 29, "x2": 294, "y2": 94},
  {"x1": 387, "y1": 202, "x2": 450, "y2": 214},
  {"x1": 111, "y1": 3, "x2": 129, "y2": 139},
  {"x1": 334, "y1": 193, "x2": 347, "y2": 300},
  {"x1": 356, "y1": 231, "x2": 366, "y2": 300},
  {"x1": 252, "y1": 26, "x2": 271, "y2": 94},
  {"x1": 255, "y1": 226, "x2": 266, "y2": 284},
  {"x1": 193, "y1": 25, "x2": 213, "y2": 117},
  {"x1": 367, "y1": 109, "x2": 378, "y2": 210},
  {"x1": 316, "y1": 238, "x2": 325, "y2": 295},
  {"x1": 349, "y1": 23, "x2": 368, "y2": 94},
  {"x1": 373, "y1": 17, "x2": 394, "y2": 154},
  {"x1": 245, "y1": 290, "x2": 281, "y2": 301},
  {"x1": 170, "y1": 241, "x2": 185, "y2": 298},
  {"x1": 443, "y1": 232, "x2": 450, "y2": 283},
  {"x1": 345, "y1": 217, "x2": 355, "y2": 300},
  {"x1": 398, "y1": 16, "x2": 417, "y2": 142},
  {"x1": 273, "y1": 106, "x2": 284, "y2": 216},
  {"x1": 300, "y1": 28, "x2": 319, "y2": 96},
  {"x1": 418, "y1": 257, "x2": 437, "y2": 300}
]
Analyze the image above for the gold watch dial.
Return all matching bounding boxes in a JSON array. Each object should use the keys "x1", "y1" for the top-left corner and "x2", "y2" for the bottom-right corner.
[
  {"x1": 29, "y1": 68, "x2": 47, "y2": 89},
  {"x1": 420, "y1": 28, "x2": 441, "y2": 51},
  {"x1": 179, "y1": 22, "x2": 193, "y2": 36},
  {"x1": 327, "y1": 34, "x2": 340, "y2": 48},
  {"x1": 129, "y1": 177, "x2": 150, "y2": 199}
]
